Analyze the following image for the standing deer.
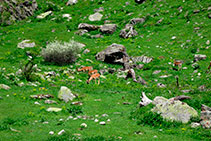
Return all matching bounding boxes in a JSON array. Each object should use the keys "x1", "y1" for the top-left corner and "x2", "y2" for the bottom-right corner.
[
  {"x1": 87, "y1": 73, "x2": 100, "y2": 84},
  {"x1": 77, "y1": 66, "x2": 93, "y2": 72}
]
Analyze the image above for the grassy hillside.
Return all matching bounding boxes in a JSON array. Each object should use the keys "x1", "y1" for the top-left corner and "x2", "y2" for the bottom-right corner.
[{"x1": 0, "y1": 0, "x2": 211, "y2": 140}]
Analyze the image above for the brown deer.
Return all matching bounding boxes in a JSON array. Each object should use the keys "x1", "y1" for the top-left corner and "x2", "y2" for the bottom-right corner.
[
  {"x1": 87, "y1": 73, "x2": 100, "y2": 84},
  {"x1": 77, "y1": 66, "x2": 93, "y2": 72},
  {"x1": 88, "y1": 69, "x2": 98, "y2": 76}
]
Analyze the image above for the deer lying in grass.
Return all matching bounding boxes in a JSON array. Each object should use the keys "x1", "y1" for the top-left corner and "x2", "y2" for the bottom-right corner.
[
  {"x1": 87, "y1": 73, "x2": 100, "y2": 84},
  {"x1": 88, "y1": 69, "x2": 98, "y2": 76},
  {"x1": 77, "y1": 66, "x2": 93, "y2": 72}
]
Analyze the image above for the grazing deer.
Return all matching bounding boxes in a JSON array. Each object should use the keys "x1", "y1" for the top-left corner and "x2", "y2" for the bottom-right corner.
[
  {"x1": 87, "y1": 73, "x2": 100, "y2": 84},
  {"x1": 88, "y1": 69, "x2": 98, "y2": 76},
  {"x1": 173, "y1": 60, "x2": 183, "y2": 71},
  {"x1": 77, "y1": 66, "x2": 93, "y2": 72}
]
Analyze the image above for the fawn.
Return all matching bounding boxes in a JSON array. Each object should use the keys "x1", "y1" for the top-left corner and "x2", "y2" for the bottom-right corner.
[
  {"x1": 77, "y1": 66, "x2": 93, "y2": 72},
  {"x1": 87, "y1": 73, "x2": 100, "y2": 84},
  {"x1": 88, "y1": 69, "x2": 98, "y2": 76}
]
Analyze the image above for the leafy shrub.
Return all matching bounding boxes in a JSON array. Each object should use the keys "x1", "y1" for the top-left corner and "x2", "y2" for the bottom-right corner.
[{"x1": 41, "y1": 40, "x2": 82, "y2": 65}]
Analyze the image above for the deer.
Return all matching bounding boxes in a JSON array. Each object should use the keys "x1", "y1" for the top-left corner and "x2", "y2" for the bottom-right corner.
[
  {"x1": 88, "y1": 69, "x2": 98, "y2": 76},
  {"x1": 77, "y1": 66, "x2": 93, "y2": 72},
  {"x1": 87, "y1": 73, "x2": 100, "y2": 84},
  {"x1": 173, "y1": 59, "x2": 183, "y2": 71}
]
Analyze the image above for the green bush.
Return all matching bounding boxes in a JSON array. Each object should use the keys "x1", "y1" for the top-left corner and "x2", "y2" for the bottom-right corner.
[{"x1": 41, "y1": 40, "x2": 82, "y2": 65}]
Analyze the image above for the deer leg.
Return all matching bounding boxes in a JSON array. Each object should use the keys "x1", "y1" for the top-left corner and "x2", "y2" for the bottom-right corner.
[
  {"x1": 98, "y1": 79, "x2": 100, "y2": 85},
  {"x1": 95, "y1": 79, "x2": 96, "y2": 84}
]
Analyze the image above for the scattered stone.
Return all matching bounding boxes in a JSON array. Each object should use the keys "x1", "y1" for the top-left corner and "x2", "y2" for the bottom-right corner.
[
  {"x1": 151, "y1": 97, "x2": 198, "y2": 123},
  {"x1": 17, "y1": 40, "x2": 35, "y2": 49},
  {"x1": 80, "y1": 123, "x2": 87, "y2": 128},
  {"x1": 134, "y1": 131, "x2": 143, "y2": 135},
  {"x1": 198, "y1": 85, "x2": 206, "y2": 91},
  {"x1": 206, "y1": 40, "x2": 210, "y2": 45},
  {"x1": 94, "y1": 119, "x2": 99, "y2": 122},
  {"x1": 94, "y1": 7, "x2": 104, "y2": 12},
  {"x1": 58, "y1": 129, "x2": 65, "y2": 135},
  {"x1": 100, "y1": 24, "x2": 117, "y2": 34},
  {"x1": 43, "y1": 121, "x2": 49, "y2": 124},
  {"x1": 18, "y1": 82, "x2": 24, "y2": 87},
  {"x1": 123, "y1": 102, "x2": 132, "y2": 105},
  {"x1": 34, "y1": 101, "x2": 40, "y2": 105},
  {"x1": 191, "y1": 122, "x2": 200, "y2": 128},
  {"x1": 136, "y1": 64, "x2": 144, "y2": 70},
  {"x1": 58, "y1": 86, "x2": 76, "y2": 103},
  {"x1": 10, "y1": 127, "x2": 21, "y2": 133},
  {"x1": 0, "y1": 0, "x2": 38, "y2": 25},
  {"x1": 99, "y1": 121, "x2": 106, "y2": 125},
  {"x1": 75, "y1": 29, "x2": 88, "y2": 36},
  {"x1": 0, "y1": 84, "x2": 10, "y2": 90},
  {"x1": 119, "y1": 24, "x2": 138, "y2": 38},
  {"x1": 157, "y1": 83, "x2": 166, "y2": 88},
  {"x1": 49, "y1": 131, "x2": 54, "y2": 135},
  {"x1": 46, "y1": 107, "x2": 62, "y2": 112},
  {"x1": 91, "y1": 34, "x2": 104, "y2": 38},
  {"x1": 45, "y1": 99, "x2": 57, "y2": 104},
  {"x1": 78, "y1": 23, "x2": 100, "y2": 31},
  {"x1": 159, "y1": 74, "x2": 172, "y2": 78},
  {"x1": 130, "y1": 18, "x2": 145, "y2": 25},
  {"x1": 137, "y1": 76, "x2": 147, "y2": 85},
  {"x1": 102, "y1": 114, "x2": 108, "y2": 117},
  {"x1": 135, "y1": 0, "x2": 146, "y2": 4},
  {"x1": 181, "y1": 89, "x2": 192, "y2": 93},
  {"x1": 89, "y1": 13, "x2": 103, "y2": 21},
  {"x1": 30, "y1": 94, "x2": 54, "y2": 99},
  {"x1": 96, "y1": 43, "x2": 129, "y2": 64},
  {"x1": 194, "y1": 54, "x2": 207, "y2": 62},
  {"x1": 131, "y1": 56, "x2": 153, "y2": 64},
  {"x1": 83, "y1": 49, "x2": 90, "y2": 54},
  {"x1": 66, "y1": 0, "x2": 78, "y2": 5},
  {"x1": 200, "y1": 104, "x2": 211, "y2": 129},
  {"x1": 139, "y1": 92, "x2": 152, "y2": 107},
  {"x1": 153, "y1": 70, "x2": 161, "y2": 75},
  {"x1": 37, "y1": 11, "x2": 52, "y2": 19},
  {"x1": 62, "y1": 14, "x2": 72, "y2": 21},
  {"x1": 71, "y1": 101, "x2": 83, "y2": 106}
]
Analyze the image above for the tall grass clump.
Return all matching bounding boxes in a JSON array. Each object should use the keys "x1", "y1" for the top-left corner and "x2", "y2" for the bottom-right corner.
[{"x1": 41, "y1": 40, "x2": 82, "y2": 65}]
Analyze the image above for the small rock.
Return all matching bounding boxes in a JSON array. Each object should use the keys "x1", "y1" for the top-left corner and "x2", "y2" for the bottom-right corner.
[
  {"x1": 120, "y1": 24, "x2": 138, "y2": 38},
  {"x1": 94, "y1": 7, "x2": 104, "y2": 12},
  {"x1": 89, "y1": 13, "x2": 103, "y2": 21},
  {"x1": 62, "y1": 14, "x2": 72, "y2": 21},
  {"x1": 130, "y1": 18, "x2": 145, "y2": 25},
  {"x1": 206, "y1": 40, "x2": 210, "y2": 45},
  {"x1": 78, "y1": 23, "x2": 100, "y2": 31},
  {"x1": 153, "y1": 70, "x2": 161, "y2": 75},
  {"x1": 49, "y1": 131, "x2": 54, "y2": 135},
  {"x1": 46, "y1": 107, "x2": 62, "y2": 112},
  {"x1": 102, "y1": 114, "x2": 108, "y2": 117},
  {"x1": 66, "y1": 0, "x2": 78, "y2": 5},
  {"x1": 157, "y1": 83, "x2": 166, "y2": 88},
  {"x1": 159, "y1": 75, "x2": 172, "y2": 78},
  {"x1": 191, "y1": 122, "x2": 200, "y2": 128},
  {"x1": 34, "y1": 101, "x2": 40, "y2": 105},
  {"x1": 45, "y1": 100, "x2": 57, "y2": 104},
  {"x1": 0, "y1": 84, "x2": 11, "y2": 90},
  {"x1": 181, "y1": 90, "x2": 192, "y2": 93},
  {"x1": 99, "y1": 121, "x2": 106, "y2": 125},
  {"x1": 194, "y1": 54, "x2": 207, "y2": 62},
  {"x1": 43, "y1": 121, "x2": 49, "y2": 124},
  {"x1": 67, "y1": 115, "x2": 73, "y2": 120},
  {"x1": 80, "y1": 123, "x2": 87, "y2": 128},
  {"x1": 100, "y1": 24, "x2": 117, "y2": 34},
  {"x1": 94, "y1": 119, "x2": 99, "y2": 122},
  {"x1": 75, "y1": 29, "x2": 88, "y2": 36},
  {"x1": 83, "y1": 49, "x2": 90, "y2": 54},
  {"x1": 58, "y1": 86, "x2": 76, "y2": 103},
  {"x1": 37, "y1": 11, "x2": 52, "y2": 19},
  {"x1": 71, "y1": 101, "x2": 83, "y2": 106},
  {"x1": 17, "y1": 40, "x2": 35, "y2": 49},
  {"x1": 58, "y1": 129, "x2": 65, "y2": 135}
]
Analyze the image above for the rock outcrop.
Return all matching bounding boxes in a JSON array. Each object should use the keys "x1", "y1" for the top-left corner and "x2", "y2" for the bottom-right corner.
[{"x1": 0, "y1": 0, "x2": 38, "y2": 25}]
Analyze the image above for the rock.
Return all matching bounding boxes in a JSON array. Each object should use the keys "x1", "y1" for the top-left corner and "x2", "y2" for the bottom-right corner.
[
  {"x1": 71, "y1": 101, "x2": 83, "y2": 106},
  {"x1": 0, "y1": 0, "x2": 38, "y2": 25},
  {"x1": 94, "y1": 7, "x2": 104, "y2": 12},
  {"x1": 157, "y1": 83, "x2": 166, "y2": 88},
  {"x1": 130, "y1": 18, "x2": 145, "y2": 25},
  {"x1": 37, "y1": 11, "x2": 52, "y2": 19},
  {"x1": 131, "y1": 56, "x2": 153, "y2": 64},
  {"x1": 181, "y1": 89, "x2": 192, "y2": 93},
  {"x1": 58, "y1": 129, "x2": 65, "y2": 135},
  {"x1": 159, "y1": 74, "x2": 172, "y2": 78},
  {"x1": 17, "y1": 40, "x2": 35, "y2": 49},
  {"x1": 58, "y1": 86, "x2": 76, "y2": 103},
  {"x1": 89, "y1": 12, "x2": 103, "y2": 21},
  {"x1": 91, "y1": 34, "x2": 104, "y2": 38},
  {"x1": 135, "y1": 0, "x2": 146, "y2": 4},
  {"x1": 119, "y1": 24, "x2": 138, "y2": 38},
  {"x1": 100, "y1": 24, "x2": 117, "y2": 34},
  {"x1": 75, "y1": 29, "x2": 88, "y2": 36},
  {"x1": 99, "y1": 121, "x2": 106, "y2": 125},
  {"x1": 200, "y1": 105, "x2": 211, "y2": 129},
  {"x1": 96, "y1": 43, "x2": 129, "y2": 64},
  {"x1": 153, "y1": 70, "x2": 161, "y2": 75},
  {"x1": 194, "y1": 54, "x2": 207, "y2": 62},
  {"x1": 62, "y1": 14, "x2": 72, "y2": 21},
  {"x1": 49, "y1": 131, "x2": 54, "y2": 135},
  {"x1": 78, "y1": 23, "x2": 100, "y2": 31},
  {"x1": 0, "y1": 84, "x2": 10, "y2": 90},
  {"x1": 30, "y1": 94, "x2": 54, "y2": 99},
  {"x1": 45, "y1": 99, "x2": 57, "y2": 104},
  {"x1": 139, "y1": 92, "x2": 152, "y2": 106},
  {"x1": 151, "y1": 97, "x2": 198, "y2": 123},
  {"x1": 66, "y1": 0, "x2": 78, "y2": 5},
  {"x1": 80, "y1": 123, "x2": 87, "y2": 128},
  {"x1": 46, "y1": 107, "x2": 62, "y2": 112},
  {"x1": 191, "y1": 122, "x2": 200, "y2": 128},
  {"x1": 137, "y1": 76, "x2": 147, "y2": 85}
]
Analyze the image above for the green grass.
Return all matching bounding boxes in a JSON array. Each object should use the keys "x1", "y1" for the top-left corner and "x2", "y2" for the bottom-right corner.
[{"x1": 0, "y1": 0, "x2": 211, "y2": 140}]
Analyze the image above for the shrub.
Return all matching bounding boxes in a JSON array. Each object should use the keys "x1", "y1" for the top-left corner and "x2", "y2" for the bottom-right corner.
[{"x1": 41, "y1": 40, "x2": 82, "y2": 65}]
